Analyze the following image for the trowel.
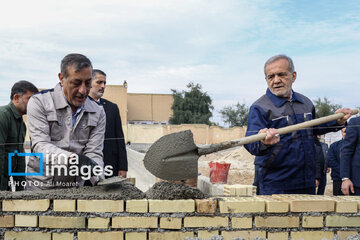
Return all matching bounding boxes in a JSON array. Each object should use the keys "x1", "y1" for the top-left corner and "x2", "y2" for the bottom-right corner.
[
  {"x1": 97, "y1": 176, "x2": 128, "y2": 186},
  {"x1": 143, "y1": 109, "x2": 358, "y2": 181}
]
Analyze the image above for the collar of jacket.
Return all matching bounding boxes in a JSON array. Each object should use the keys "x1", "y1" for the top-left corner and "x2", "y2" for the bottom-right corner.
[
  {"x1": 266, "y1": 88, "x2": 304, "y2": 108},
  {"x1": 8, "y1": 101, "x2": 22, "y2": 119},
  {"x1": 88, "y1": 95, "x2": 102, "y2": 106},
  {"x1": 53, "y1": 83, "x2": 97, "y2": 113}
]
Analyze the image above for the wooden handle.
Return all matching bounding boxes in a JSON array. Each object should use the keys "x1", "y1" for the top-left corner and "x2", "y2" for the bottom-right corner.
[{"x1": 198, "y1": 109, "x2": 358, "y2": 155}]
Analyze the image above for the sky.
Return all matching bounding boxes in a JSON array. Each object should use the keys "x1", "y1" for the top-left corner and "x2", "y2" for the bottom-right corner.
[{"x1": 1, "y1": 0, "x2": 360, "y2": 126}]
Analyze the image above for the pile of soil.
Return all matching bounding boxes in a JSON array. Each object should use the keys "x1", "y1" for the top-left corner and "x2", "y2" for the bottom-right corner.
[
  {"x1": 146, "y1": 182, "x2": 208, "y2": 200},
  {"x1": 198, "y1": 146, "x2": 255, "y2": 185}
]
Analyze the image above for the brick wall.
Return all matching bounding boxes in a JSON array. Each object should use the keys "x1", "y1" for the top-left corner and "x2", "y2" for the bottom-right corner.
[{"x1": 1, "y1": 195, "x2": 360, "y2": 240}]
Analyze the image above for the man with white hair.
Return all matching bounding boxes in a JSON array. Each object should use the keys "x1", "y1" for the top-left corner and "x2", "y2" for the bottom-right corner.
[{"x1": 244, "y1": 54, "x2": 351, "y2": 195}]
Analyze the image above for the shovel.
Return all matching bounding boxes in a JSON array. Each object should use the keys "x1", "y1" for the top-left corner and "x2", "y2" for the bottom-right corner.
[{"x1": 143, "y1": 109, "x2": 358, "y2": 181}]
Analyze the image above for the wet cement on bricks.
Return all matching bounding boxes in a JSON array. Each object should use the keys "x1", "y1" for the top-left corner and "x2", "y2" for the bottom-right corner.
[
  {"x1": 146, "y1": 182, "x2": 208, "y2": 200},
  {"x1": 0, "y1": 181, "x2": 145, "y2": 200}
]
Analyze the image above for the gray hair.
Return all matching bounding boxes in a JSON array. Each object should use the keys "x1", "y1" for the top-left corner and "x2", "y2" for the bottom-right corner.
[
  {"x1": 264, "y1": 54, "x2": 295, "y2": 75},
  {"x1": 60, "y1": 53, "x2": 92, "y2": 79}
]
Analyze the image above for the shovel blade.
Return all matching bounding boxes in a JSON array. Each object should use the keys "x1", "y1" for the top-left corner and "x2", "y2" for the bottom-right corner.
[{"x1": 143, "y1": 130, "x2": 199, "y2": 181}]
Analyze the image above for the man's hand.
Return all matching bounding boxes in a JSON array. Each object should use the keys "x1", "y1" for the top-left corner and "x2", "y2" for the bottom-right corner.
[
  {"x1": 341, "y1": 179, "x2": 354, "y2": 195},
  {"x1": 76, "y1": 154, "x2": 98, "y2": 176},
  {"x1": 335, "y1": 108, "x2": 352, "y2": 125},
  {"x1": 118, "y1": 170, "x2": 127, "y2": 178},
  {"x1": 260, "y1": 128, "x2": 280, "y2": 145}
]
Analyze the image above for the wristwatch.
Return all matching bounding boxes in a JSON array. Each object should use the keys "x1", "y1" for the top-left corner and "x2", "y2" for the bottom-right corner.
[{"x1": 342, "y1": 177, "x2": 350, "y2": 181}]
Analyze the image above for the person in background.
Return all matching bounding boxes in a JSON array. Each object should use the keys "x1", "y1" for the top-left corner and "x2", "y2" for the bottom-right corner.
[
  {"x1": 328, "y1": 128, "x2": 346, "y2": 195},
  {"x1": 0, "y1": 81, "x2": 38, "y2": 191},
  {"x1": 341, "y1": 116, "x2": 360, "y2": 196},
  {"x1": 315, "y1": 135, "x2": 329, "y2": 195},
  {"x1": 89, "y1": 69, "x2": 128, "y2": 178}
]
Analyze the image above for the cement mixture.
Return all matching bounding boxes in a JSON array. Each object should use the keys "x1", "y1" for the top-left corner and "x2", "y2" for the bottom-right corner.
[
  {"x1": 146, "y1": 182, "x2": 208, "y2": 200},
  {"x1": 143, "y1": 130, "x2": 199, "y2": 181},
  {"x1": 345, "y1": 234, "x2": 360, "y2": 240},
  {"x1": 0, "y1": 181, "x2": 145, "y2": 200}
]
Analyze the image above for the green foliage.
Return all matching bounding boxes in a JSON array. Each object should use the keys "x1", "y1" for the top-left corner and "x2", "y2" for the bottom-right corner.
[
  {"x1": 169, "y1": 82, "x2": 213, "y2": 125},
  {"x1": 219, "y1": 102, "x2": 249, "y2": 127},
  {"x1": 314, "y1": 97, "x2": 342, "y2": 118}
]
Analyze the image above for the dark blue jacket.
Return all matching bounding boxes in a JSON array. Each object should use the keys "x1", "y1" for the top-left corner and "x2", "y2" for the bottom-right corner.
[
  {"x1": 245, "y1": 89, "x2": 342, "y2": 192},
  {"x1": 328, "y1": 139, "x2": 343, "y2": 181},
  {"x1": 315, "y1": 140, "x2": 328, "y2": 179},
  {"x1": 341, "y1": 117, "x2": 360, "y2": 187}
]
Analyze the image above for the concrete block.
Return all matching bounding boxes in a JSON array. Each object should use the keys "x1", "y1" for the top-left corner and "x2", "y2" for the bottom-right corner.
[
  {"x1": 344, "y1": 196, "x2": 360, "y2": 209},
  {"x1": 333, "y1": 197, "x2": 358, "y2": 213},
  {"x1": 3, "y1": 199, "x2": 49, "y2": 211},
  {"x1": 326, "y1": 216, "x2": 360, "y2": 227},
  {"x1": 149, "y1": 232, "x2": 194, "y2": 240},
  {"x1": 4, "y1": 231, "x2": 51, "y2": 240},
  {"x1": 125, "y1": 232, "x2": 147, "y2": 240},
  {"x1": 52, "y1": 232, "x2": 74, "y2": 240},
  {"x1": 197, "y1": 230, "x2": 219, "y2": 239},
  {"x1": 53, "y1": 199, "x2": 76, "y2": 212},
  {"x1": 302, "y1": 216, "x2": 323, "y2": 228},
  {"x1": 255, "y1": 216, "x2": 299, "y2": 228},
  {"x1": 267, "y1": 232, "x2": 288, "y2": 240},
  {"x1": 221, "y1": 230, "x2": 266, "y2": 239},
  {"x1": 197, "y1": 175, "x2": 224, "y2": 196},
  {"x1": 112, "y1": 216, "x2": 157, "y2": 228},
  {"x1": 337, "y1": 231, "x2": 359, "y2": 240},
  {"x1": 231, "y1": 217, "x2": 252, "y2": 229},
  {"x1": 0, "y1": 215, "x2": 15, "y2": 227},
  {"x1": 127, "y1": 177, "x2": 136, "y2": 185},
  {"x1": 148, "y1": 199, "x2": 194, "y2": 213},
  {"x1": 77, "y1": 199, "x2": 124, "y2": 212},
  {"x1": 184, "y1": 216, "x2": 228, "y2": 228},
  {"x1": 224, "y1": 184, "x2": 256, "y2": 196},
  {"x1": 291, "y1": 231, "x2": 334, "y2": 240},
  {"x1": 160, "y1": 217, "x2": 182, "y2": 229},
  {"x1": 15, "y1": 214, "x2": 38, "y2": 227},
  {"x1": 39, "y1": 216, "x2": 85, "y2": 229},
  {"x1": 126, "y1": 199, "x2": 148, "y2": 213},
  {"x1": 195, "y1": 199, "x2": 217, "y2": 213},
  {"x1": 223, "y1": 184, "x2": 237, "y2": 195},
  {"x1": 274, "y1": 195, "x2": 335, "y2": 212},
  {"x1": 78, "y1": 232, "x2": 123, "y2": 240},
  {"x1": 219, "y1": 197, "x2": 265, "y2": 213},
  {"x1": 88, "y1": 217, "x2": 110, "y2": 229},
  {"x1": 256, "y1": 196, "x2": 289, "y2": 213}
]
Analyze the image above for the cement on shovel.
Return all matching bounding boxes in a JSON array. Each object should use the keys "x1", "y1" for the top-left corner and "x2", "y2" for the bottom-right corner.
[
  {"x1": 146, "y1": 182, "x2": 208, "y2": 200},
  {"x1": 143, "y1": 130, "x2": 199, "y2": 181}
]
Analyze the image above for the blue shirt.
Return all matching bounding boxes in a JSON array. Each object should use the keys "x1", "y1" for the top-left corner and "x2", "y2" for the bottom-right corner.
[{"x1": 61, "y1": 86, "x2": 84, "y2": 127}]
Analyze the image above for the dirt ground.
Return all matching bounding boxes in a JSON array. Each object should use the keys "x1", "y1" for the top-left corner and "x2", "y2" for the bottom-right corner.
[{"x1": 198, "y1": 146, "x2": 334, "y2": 195}]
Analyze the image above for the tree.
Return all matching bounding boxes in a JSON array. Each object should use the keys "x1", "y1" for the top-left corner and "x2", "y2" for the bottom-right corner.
[
  {"x1": 219, "y1": 102, "x2": 249, "y2": 127},
  {"x1": 169, "y1": 82, "x2": 213, "y2": 125},
  {"x1": 314, "y1": 97, "x2": 342, "y2": 118}
]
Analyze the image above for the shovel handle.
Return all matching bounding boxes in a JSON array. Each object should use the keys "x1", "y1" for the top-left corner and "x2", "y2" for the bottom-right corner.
[{"x1": 198, "y1": 109, "x2": 358, "y2": 156}]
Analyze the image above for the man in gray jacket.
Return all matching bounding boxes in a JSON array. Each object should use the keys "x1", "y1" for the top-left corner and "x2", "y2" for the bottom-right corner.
[{"x1": 26, "y1": 53, "x2": 107, "y2": 190}]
